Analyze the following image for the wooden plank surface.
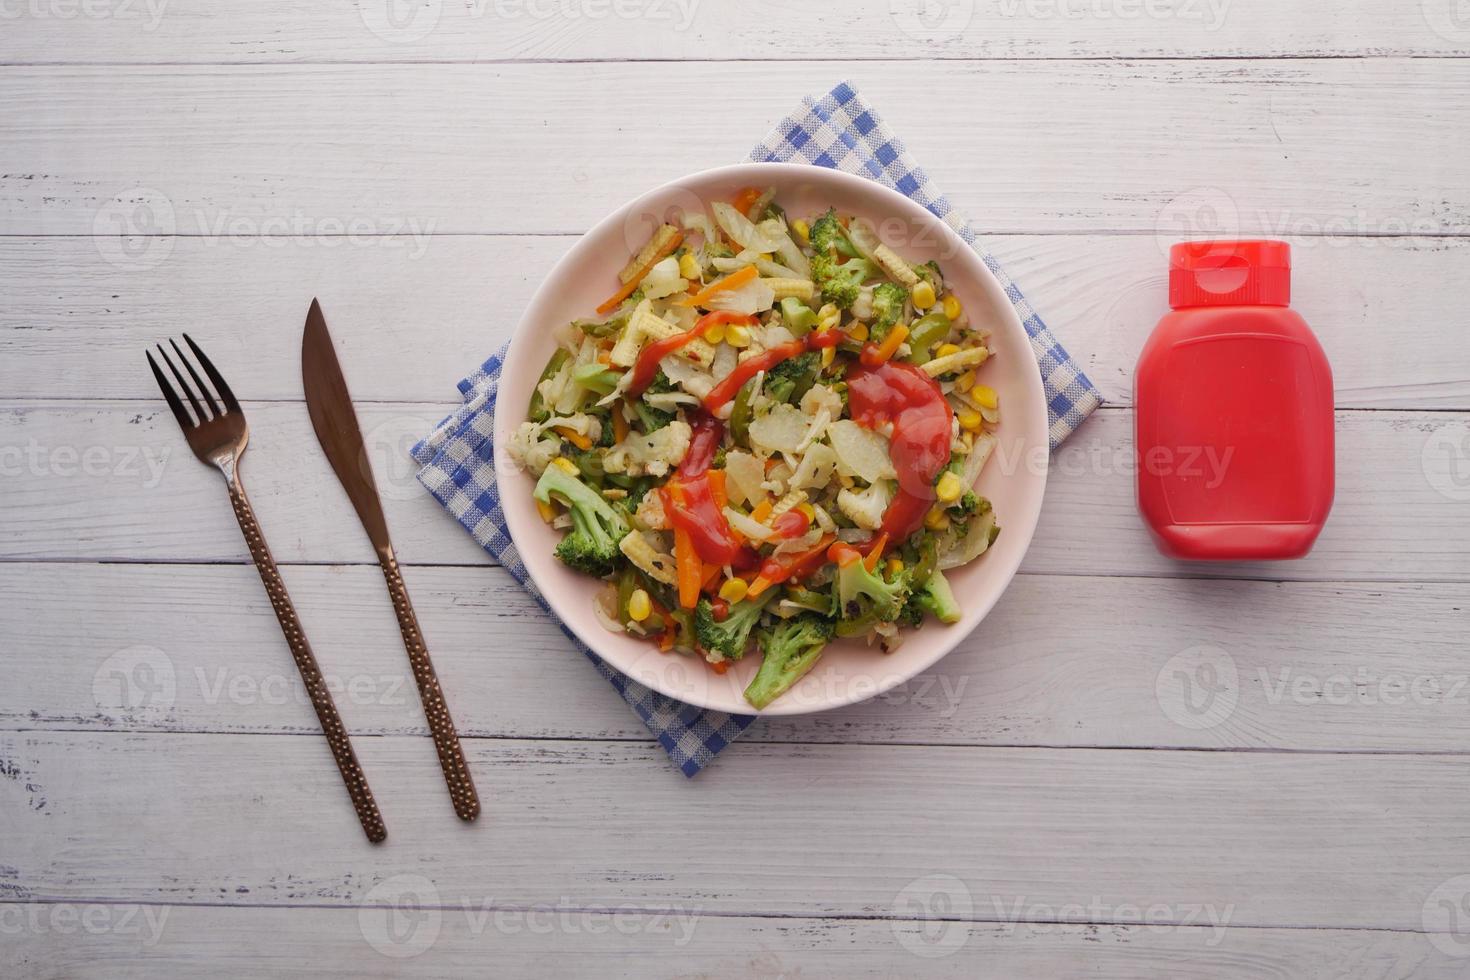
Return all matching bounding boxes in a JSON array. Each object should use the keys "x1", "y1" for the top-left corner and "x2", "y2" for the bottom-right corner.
[
  {"x1": 4, "y1": 730, "x2": 1470, "y2": 934},
  {"x1": 4, "y1": 402, "x2": 1466, "y2": 583},
  {"x1": 4, "y1": 233, "x2": 1467, "y2": 409},
  {"x1": 4, "y1": 902, "x2": 1465, "y2": 980},
  {"x1": 6, "y1": 562, "x2": 1469, "y2": 755},
  {"x1": 2, "y1": 0, "x2": 1465, "y2": 63},
  {"x1": 4, "y1": 60, "x2": 1468, "y2": 237}
]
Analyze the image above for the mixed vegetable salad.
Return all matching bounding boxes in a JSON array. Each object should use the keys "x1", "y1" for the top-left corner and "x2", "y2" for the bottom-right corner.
[{"x1": 512, "y1": 187, "x2": 1001, "y2": 709}]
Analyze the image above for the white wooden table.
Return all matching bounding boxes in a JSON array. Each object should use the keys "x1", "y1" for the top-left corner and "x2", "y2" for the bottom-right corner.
[{"x1": 4, "y1": 3, "x2": 1470, "y2": 976}]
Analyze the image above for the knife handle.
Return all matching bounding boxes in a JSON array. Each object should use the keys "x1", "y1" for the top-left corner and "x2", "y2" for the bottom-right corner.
[
  {"x1": 228, "y1": 476, "x2": 387, "y2": 844},
  {"x1": 379, "y1": 549, "x2": 481, "y2": 822}
]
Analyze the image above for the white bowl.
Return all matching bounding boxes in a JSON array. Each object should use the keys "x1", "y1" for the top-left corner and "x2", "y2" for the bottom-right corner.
[{"x1": 495, "y1": 163, "x2": 1048, "y2": 715}]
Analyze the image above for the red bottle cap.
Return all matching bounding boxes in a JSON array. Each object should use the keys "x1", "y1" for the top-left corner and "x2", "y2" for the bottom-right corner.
[{"x1": 1169, "y1": 239, "x2": 1291, "y2": 309}]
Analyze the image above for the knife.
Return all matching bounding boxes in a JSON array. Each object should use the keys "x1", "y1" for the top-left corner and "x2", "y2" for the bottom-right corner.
[{"x1": 302, "y1": 298, "x2": 480, "y2": 822}]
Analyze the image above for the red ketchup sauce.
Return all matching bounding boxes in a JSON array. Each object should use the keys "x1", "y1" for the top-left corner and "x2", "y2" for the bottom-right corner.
[
  {"x1": 702, "y1": 329, "x2": 842, "y2": 411},
  {"x1": 629, "y1": 313, "x2": 756, "y2": 396},
  {"x1": 845, "y1": 361, "x2": 954, "y2": 539},
  {"x1": 661, "y1": 414, "x2": 755, "y2": 568}
]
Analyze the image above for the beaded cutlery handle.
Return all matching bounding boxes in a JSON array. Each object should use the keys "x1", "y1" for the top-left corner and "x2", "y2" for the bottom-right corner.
[
  {"x1": 229, "y1": 477, "x2": 387, "y2": 843},
  {"x1": 378, "y1": 549, "x2": 480, "y2": 822}
]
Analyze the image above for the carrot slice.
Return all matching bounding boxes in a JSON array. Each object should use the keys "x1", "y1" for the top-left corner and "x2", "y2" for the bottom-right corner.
[
  {"x1": 596, "y1": 229, "x2": 684, "y2": 315},
  {"x1": 732, "y1": 186, "x2": 765, "y2": 214},
  {"x1": 677, "y1": 264, "x2": 757, "y2": 308},
  {"x1": 674, "y1": 527, "x2": 700, "y2": 610},
  {"x1": 863, "y1": 533, "x2": 889, "y2": 572}
]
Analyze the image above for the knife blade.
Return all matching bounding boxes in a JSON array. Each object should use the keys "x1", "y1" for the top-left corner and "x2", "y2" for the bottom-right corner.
[
  {"x1": 302, "y1": 298, "x2": 392, "y2": 552},
  {"x1": 302, "y1": 299, "x2": 481, "y2": 822}
]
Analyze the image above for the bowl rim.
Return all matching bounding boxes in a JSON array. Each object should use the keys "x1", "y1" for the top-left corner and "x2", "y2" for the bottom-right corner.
[{"x1": 493, "y1": 161, "x2": 1049, "y2": 715}]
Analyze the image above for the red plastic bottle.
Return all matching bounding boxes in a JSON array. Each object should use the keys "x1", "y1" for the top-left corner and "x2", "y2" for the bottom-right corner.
[{"x1": 1135, "y1": 240, "x2": 1334, "y2": 561}]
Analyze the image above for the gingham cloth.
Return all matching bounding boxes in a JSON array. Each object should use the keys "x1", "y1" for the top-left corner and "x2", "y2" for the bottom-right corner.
[{"x1": 412, "y1": 81, "x2": 1102, "y2": 777}]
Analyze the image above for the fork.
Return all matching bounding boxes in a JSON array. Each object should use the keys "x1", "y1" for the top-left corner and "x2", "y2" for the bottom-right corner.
[{"x1": 146, "y1": 335, "x2": 387, "y2": 844}]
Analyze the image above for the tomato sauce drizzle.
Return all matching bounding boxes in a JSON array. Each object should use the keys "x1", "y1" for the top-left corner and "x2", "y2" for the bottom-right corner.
[
  {"x1": 845, "y1": 361, "x2": 954, "y2": 539},
  {"x1": 628, "y1": 312, "x2": 756, "y2": 396},
  {"x1": 662, "y1": 413, "x2": 756, "y2": 568},
  {"x1": 702, "y1": 329, "x2": 841, "y2": 411}
]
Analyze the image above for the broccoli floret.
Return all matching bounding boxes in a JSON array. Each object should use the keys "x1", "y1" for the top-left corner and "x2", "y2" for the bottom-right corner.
[
  {"x1": 907, "y1": 569, "x2": 962, "y2": 625},
  {"x1": 834, "y1": 553, "x2": 909, "y2": 624},
  {"x1": 808, "y1": 208, "x2": 858, "y2": 258},
  {"x1": 811, "y1": 253, "x2": 880, "y2": 310},
  {"x1": 764, "y1": 350, "x2": 819, "y2": 404},
  {"x1": 745, "y1": 613, "x2": 835, "y2": 709},
  {"x1": 695, "y1": 590, "x2": 776, "y2": 661},
  {"x1": 947, "y1": 490, "x2": 981, "y2": 519},
  {"x1": 534, "y1": 465, "x2": 630, "y2": 578},
  {"x1": 633, "y1": 402, "x2": 673, "y2": 433},
  {"x1": 631, "y1": 370, "x2": 676, "y2": 432},
  {"x1": 869, "y1": 282, "x2": 908, "y2": 341}
]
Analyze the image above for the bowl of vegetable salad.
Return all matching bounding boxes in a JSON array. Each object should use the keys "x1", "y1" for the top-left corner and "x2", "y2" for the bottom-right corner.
[{"x1": 496, "y1": 163, "x2": 1047, "y2": 714}]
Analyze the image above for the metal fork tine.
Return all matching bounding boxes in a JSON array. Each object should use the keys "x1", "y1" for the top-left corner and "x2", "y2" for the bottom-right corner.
[
  {"x1": 183, "y1": 333, "x2": 240, "y2": 414},
  {"x1": 171, "y1": 338, "x2": 220, "y2": 418},
  {"x1": 157, "y1": 343, "x2": 205, "y2": 424},
  {"x1": 146, "y1": 350, "x2": 196, "y2": 430}
]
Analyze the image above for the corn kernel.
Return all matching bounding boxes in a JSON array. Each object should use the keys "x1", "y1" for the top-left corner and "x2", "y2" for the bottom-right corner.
[
  {"x1": 791, "y1": 219, "x2": 810, "y2": 244},
  {"x1": 935, "y1": 343, "x2": 961, "y2": 359},
  {"x1": 702, "y1": 321, "x2": 727, "y2": 344},
  {"x1": 955, "y1": 370, "x2": 976, "y2": 393},
  {"x1": 912, "y1": 280, "x2": 936, "y2": 310},
  {"x1": 924, "y1": 505, "x2": 950, "y2": 532},
  {"x1": 885, "y1": 558, "x2": 904, "y2": 577},
  {"x1": 820, "y1": 345, "x2": 835, "y2": 368},
  {"x1": 847, "y1": 322, "x2": 869, "y2": 342},
  {"x1": 971, "y1": 384, "x2": 999, "y2": 410},
  {"x1": 942, "y1": 294, "x2": 963, "y2": 321},
  {"x1": 536, "y1": 499, "x2": 557, "y2": 523},
  {"x1": 957, "y1": 408, "x2": 983, "y2": 432},
  {"x1": 551, "y1": 457, "x2": 579, "y2": 476},
  {"x1": 628, "y1": 588, "x2": 652, "y2": 622},
  {"x1": 718, "y1": 578, "x2": 749, "y2": 603},
  {"x1": 678, "y1": 252, "x2": 700, "y2": 280},
  {"x1": 935, "y1": 471, "x2": 964, "y2": 504},
  {"x1": 797, "y1": 502, "x2": 816, "y2": 521},
  {"x1": 725, "y1": 324, "x2": 752, "y2": 348},
  {"x1": 816, "y1": 303, "x2": 840, "y2": 331},
  {"x1": 758, "y1": 252, "x2": 773, "y2": 262}
]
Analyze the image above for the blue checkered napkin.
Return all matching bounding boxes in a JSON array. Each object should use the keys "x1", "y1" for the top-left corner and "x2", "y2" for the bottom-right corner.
[{"x1": 413, "y1": 81, "x2": 1102, "y2": 777}]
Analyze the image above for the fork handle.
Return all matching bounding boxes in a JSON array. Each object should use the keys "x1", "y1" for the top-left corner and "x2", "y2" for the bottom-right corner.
[
  {"x1": 378, "y1": 549, "x2": 480, "y2": 822},
  {"x1": 227, "y1": 476, "x2": 388, "y2": 844}
]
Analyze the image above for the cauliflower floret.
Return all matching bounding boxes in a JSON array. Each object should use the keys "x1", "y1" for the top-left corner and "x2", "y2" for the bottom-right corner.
[
  {"x1": 634, "y1": 489, "x2": 669, "y2": 531},
  {"x1": 837, "y1": 480, "x2": 895, "y2": 531},
  {"x1": 800, "y1": 384, "x2": 844, "y2": 422},
  {"x1": 507, "y1": 421, "x2": 560, "y2": 477},
  {"x1": 604, "y1": 420, "x2": 691, "y2": 478}
]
